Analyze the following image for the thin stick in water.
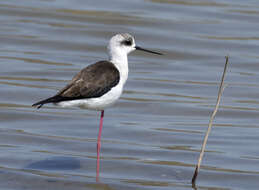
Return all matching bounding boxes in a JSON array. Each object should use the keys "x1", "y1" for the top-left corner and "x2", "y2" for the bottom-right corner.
[{"x1": 191, "y1": 56, "x2": 229, "y2": 185}]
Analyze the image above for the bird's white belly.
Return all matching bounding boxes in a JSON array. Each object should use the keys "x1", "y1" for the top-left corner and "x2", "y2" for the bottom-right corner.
[{"x1": 56, "y1": 83, "x2": 123, "y2": 111}]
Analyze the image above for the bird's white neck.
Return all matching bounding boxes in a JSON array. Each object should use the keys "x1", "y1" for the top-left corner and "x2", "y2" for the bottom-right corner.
[{"x1": 109, "y1": 51, "x2": 129, "y2": 86}]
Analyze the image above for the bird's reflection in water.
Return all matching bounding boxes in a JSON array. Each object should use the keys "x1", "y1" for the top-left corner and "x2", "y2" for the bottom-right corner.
[
  {"x1": 26, "y1": 156, "x2": 81, "y2": 170},
  {"x1": 25, "y1": 156, "x2": 103, "y2": 182}
]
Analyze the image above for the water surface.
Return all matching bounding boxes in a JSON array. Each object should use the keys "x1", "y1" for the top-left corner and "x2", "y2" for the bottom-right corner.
[{"x1": 1, "y1": 0, "x2": 259, "y2": 189}]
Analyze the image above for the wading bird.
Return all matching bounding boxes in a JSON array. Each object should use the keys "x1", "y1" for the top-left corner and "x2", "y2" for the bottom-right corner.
[{"x1": 32, "y1": 33, "x2": 162, "y2": 181}]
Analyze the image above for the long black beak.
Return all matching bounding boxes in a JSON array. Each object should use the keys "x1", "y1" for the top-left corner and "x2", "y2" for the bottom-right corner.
[{"x1": 135, "y1": 46, "x2": 163, "y2": 55}]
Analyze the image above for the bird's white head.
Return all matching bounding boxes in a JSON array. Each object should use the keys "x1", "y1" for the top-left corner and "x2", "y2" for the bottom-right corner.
[
  {"x1": 107, "y1": 33, "x2": 162, "y2": 85},
  {"x1": 107, "y1": 33, "x2": 162, "y2": 62},
  {"x1": 107, "y1": 33, "x2": 136, "y2": 60}
]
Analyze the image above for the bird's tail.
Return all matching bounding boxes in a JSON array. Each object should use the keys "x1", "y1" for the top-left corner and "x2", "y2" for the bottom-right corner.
[{"x1": 32, "y1": 96, "x2": 61, "y2": 109}]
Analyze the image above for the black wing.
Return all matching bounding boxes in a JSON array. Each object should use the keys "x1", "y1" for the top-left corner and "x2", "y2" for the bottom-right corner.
[{"x1": 32, "y1": 61, "x2": 120, "y2": 109}]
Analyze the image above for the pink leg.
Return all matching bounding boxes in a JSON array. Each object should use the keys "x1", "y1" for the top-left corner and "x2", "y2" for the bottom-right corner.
[{"x1": 96, "y1": 110, "x2": 104, "y2": 182}]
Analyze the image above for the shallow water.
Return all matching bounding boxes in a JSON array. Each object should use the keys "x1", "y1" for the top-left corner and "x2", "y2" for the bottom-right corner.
[{"x1": 1, "y1": 0, "x2": 259, "y2": 189}]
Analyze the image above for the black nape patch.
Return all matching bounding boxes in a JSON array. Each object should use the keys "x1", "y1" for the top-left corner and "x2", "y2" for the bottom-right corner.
[{"x1": 121, "y1": 38, "x2": 133, "y2": 46}]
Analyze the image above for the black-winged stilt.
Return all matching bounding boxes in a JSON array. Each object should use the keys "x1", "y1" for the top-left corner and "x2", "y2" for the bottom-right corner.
[{"x1": 32, "y1": 33, "x2": 162, "y2": 180}]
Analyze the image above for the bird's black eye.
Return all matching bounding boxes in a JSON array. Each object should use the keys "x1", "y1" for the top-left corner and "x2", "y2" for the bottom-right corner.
[
  {"x1": 121, "y1": 38, "x2": 133, "y2": 46},
  {"x1": 125, "y1": 40, "x2": 132, "y2": 46}
]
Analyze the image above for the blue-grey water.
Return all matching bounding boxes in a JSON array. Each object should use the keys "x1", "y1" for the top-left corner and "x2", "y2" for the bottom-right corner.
[{"x1": 1, "y1": 0, "x2": 259, "y2": 189}]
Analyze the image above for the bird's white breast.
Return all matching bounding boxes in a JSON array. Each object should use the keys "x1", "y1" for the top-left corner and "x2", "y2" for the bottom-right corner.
[
  {"x1": 57, "y1": 50, "x2": 129, "y2": 111},
  {"x1": 56, "y1": 82, "x2": 123, "y2": 111}
]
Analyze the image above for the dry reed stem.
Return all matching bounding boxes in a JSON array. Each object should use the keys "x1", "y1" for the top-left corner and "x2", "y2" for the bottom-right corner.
[{"x1": 192, "y1": 56, "x2": 229, "y2": 185}]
